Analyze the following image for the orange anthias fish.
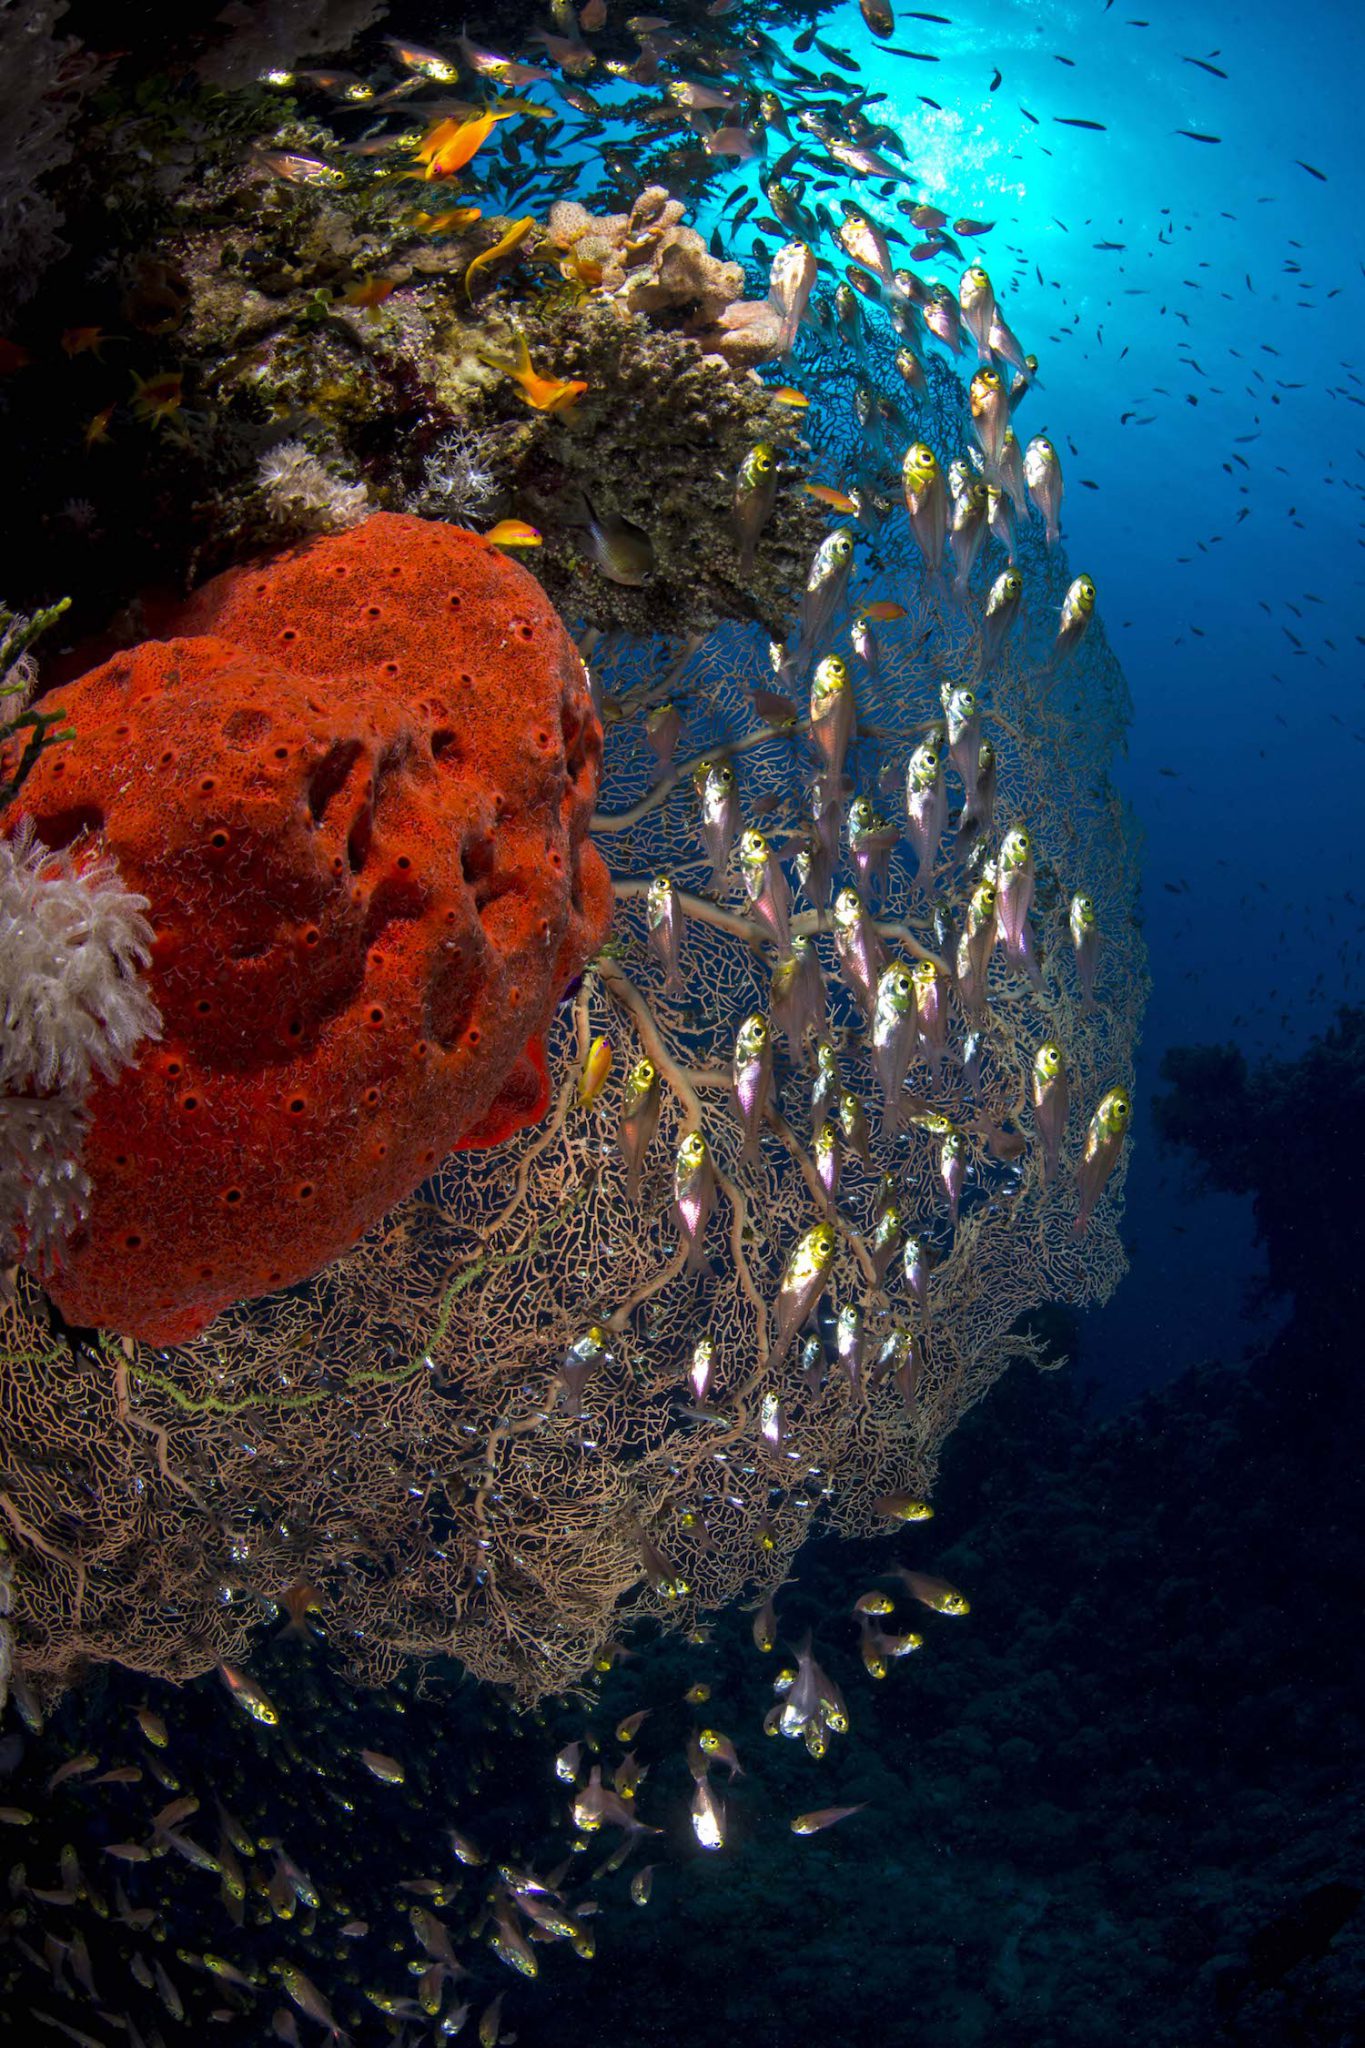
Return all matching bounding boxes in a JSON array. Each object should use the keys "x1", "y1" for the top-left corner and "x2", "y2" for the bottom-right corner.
[
  {"x1": 276, "y1": 1579, "x2": 324, "y2": 1638},
  {"x1": 478, "y1": 332, "x2": 586, "y2": 415},
  {"x1": 129, "y1": 370, "x2": 184, "y2": 427},
  {"x1": 83, "y1": 405, "x2": 115, "y2": 450},
  {"x1": 342, "y1": 277, "x2": 399, "y2": 308},
  {"x1": 464, "y1": 215, "x2": 534, "y2": 299},
  {"x1": 415, "y1": 110, "x2": 509, "y2": 179},
  {"x1": 0, "y1": 337, "x2": 32, "y2": 374},
  {"x1": 409, "y1": 205, "x2": 483, "y2": 233},
  {"x1": 486, "y1": 519, "x2": 542, "y2": 549},
  {"x1": 769, "y1": 385, "x2": 810, "y2": 407},
  {"x1": 860, "y1": 600, "x2": 909, "y2": 622},
  {"x1": 804, "y1": 483, "x2": 860, "y2": 514},
  {"x1": 61, "y1": 325, "x2": 111, "y2": 358}
]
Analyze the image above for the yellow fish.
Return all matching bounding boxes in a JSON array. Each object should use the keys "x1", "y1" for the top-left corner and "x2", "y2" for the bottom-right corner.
[
  {"x1": 83, "y1": 404, "x2": 115, "y2": 450},
  {"x1": 486, "y1": 518, "x2": 542, "y2": 549},
  {"x1": 770, "y1": 385, "x2": 810, "y2": 407},
  {"x1": 872, "y1": 1491, "x2": 934, "y2": 1522},
  {"x1": 409, "y1": 205, "x2": 482, "y2": 232},
  {"x1": 577, "y1": 1033, "x2": 613, "y2": 1106},
  {"x1": 61, "y1": 325, "x2": 110, "y2": 358},
  {"x1": 464, "y1": 215, "x2": 534, "y2": 299},
  {"x1": 478, "y1": 331, "x2": 587, "y2": 415}
]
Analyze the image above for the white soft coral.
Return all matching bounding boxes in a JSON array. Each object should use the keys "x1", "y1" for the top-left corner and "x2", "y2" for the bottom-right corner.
[{"x1": 0, "y1": 821, "x2": 160, "y2": 1262}]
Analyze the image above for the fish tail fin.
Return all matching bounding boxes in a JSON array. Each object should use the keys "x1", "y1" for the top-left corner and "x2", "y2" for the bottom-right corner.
[{"x1": 477, "y1": 330, "x2": 530, "y2": 377}]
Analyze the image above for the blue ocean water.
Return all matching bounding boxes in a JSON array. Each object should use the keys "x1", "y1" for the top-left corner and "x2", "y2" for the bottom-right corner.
[
  {"x1": 773, "y1": 0, "x2": 1364, "y2": 1407},
  {"x1": 1, "y1": 2, "x2": 1361, "y2": 2042}
]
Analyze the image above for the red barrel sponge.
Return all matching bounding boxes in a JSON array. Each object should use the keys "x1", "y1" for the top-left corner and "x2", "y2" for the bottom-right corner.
[{"x1": 12, "y1": 514, "x2": 612, "y2": 1343}]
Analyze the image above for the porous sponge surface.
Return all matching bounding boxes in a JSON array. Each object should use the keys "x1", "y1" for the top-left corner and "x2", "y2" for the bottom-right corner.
[{"x1": 15, "y1": 514, "x2": 611, "y2": 1342}]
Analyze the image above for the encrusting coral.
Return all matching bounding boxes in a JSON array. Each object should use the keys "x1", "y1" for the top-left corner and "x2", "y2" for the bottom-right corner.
[
  {"x1": 4, "y1": 514, "x2": 611, "y2": 1343},
  {"x1": 545, "y1": 185, "x2": 785, "y2": 370}
]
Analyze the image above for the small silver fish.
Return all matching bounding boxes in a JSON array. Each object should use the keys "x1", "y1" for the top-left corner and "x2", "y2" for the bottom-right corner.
[
  {"x1": 905, "y1": 743, "x2": 945, "y2": 893},
  {"x1": 1031, "y1": 1041, "x2": 1069, "y2": 1186},
  {"x1": 731, "y1": 1013, "x2": 773, "y2": 1167},
  {"x1": 832, "y1": 885, "x2": 884, "y2": 1020},
  {"x1": 739, "y1": 830, "x2": 791, "y2": 950},
  {"x1": 770, "y1": 937, "x2": 825, "y2": 1062},
  {"x1": 996, "y1": 827, "x2": 1040, "y2": 988},
  {"x1": 870, "y1": 961, "x2": 917, "y2": 1130},
  {"x1": 1023, "y1": 435, "x2": 1064, "y2": 544},
  {"x1": 582, "y1": 492, "x2": 654, "y2": 586},
  {"x1": 809, "y1": 654, "x2": 855, "y2": 797},
  {"x1": 981, "y1": 567, "x2": 1022, "y2": 669},
  {"x1": 673, "y1": 1132, "x2": 717, "y2": 1273},
  {"x1": 1069, "y1": 891, "x2": 1100, "y2": 1010},
  {"x1": 646, "y1": 874, "x2": 686, "y2": 995},
  {"x1": 695, "y1": 759, "x2": 739, "y2": 885},
  {"x1": 767, "y1": 1222, "x2": 837, "y2": 1368}
]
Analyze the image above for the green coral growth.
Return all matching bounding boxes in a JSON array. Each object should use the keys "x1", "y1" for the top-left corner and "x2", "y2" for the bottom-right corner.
[{"x1": 0, "y1": 598, "x2": 74, "y2": 814}]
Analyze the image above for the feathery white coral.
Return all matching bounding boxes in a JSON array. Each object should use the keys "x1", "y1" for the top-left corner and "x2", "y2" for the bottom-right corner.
[
  {"x1": 416, "y1": 425, "x2": 499, "y2": 523},
  {"x1": 256, "y1": 440, "x2": 369, "y2": 533},
  {"x1": 0, "y1": 821, "x2": 160, "y2": 1093},
  {"x1": 0, "y1": 821, "x2": 160, "y2": 1263}
]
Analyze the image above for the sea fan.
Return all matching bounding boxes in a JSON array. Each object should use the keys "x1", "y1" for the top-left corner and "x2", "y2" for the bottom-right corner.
[{"x1": 0, "y1": 821, "x2": 160, "y2": 1262}]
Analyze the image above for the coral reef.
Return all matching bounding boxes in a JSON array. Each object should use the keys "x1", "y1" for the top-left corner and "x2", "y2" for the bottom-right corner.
[
  {"x1": 546, "y1": 186, "x2": 784, "y2": 370},
  {"x1": 0, "y1": 0, "x2": 1140, "y2": 1737},
  {"x1": 5, "y1": 514, "x2": 610, "y2": 1343},
  {"x1": 475, "y1": 296, "x2": 821, "y2": 636},
  {"x1": 154, "y1": 175, "x2": 823, "y2": 636},
  {"x1": 0, "y1": 127, "x2": 822, "y2": 643},
  {"x1": 0, "y1": 490, "x2": 1141, "y2": 1699}
]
